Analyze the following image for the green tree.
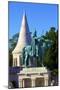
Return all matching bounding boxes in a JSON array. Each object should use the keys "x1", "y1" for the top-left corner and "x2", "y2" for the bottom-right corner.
[
  {"x1": 43, "y1": 27, "x2": 58, "y2": 76},
  {"x1": 9, "y1": 33, "x2": 19, "y2": 67}
]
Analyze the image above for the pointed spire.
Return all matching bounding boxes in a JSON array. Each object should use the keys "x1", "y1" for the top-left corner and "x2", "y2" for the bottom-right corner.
[{"x1": 12, "y1": 12, "x2": 31, "y2": 53}]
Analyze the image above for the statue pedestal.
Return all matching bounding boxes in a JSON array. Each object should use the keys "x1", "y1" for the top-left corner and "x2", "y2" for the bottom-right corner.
[{"x1": 18, "y1": 67, "x2": 50, "y2": 88}]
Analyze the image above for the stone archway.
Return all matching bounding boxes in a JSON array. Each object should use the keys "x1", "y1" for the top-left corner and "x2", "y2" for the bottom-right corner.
[
  {"x1": 23, "y1": 78, "x2": 31, "y2": 88},
  {"x1": 35, "y1": 78, "x2": 44, "y2": 87}
]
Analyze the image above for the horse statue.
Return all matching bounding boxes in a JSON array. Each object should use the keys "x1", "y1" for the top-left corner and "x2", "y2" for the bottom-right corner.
[{"x1": 22, "y1": 31, "x2": 52, "y2": 67}]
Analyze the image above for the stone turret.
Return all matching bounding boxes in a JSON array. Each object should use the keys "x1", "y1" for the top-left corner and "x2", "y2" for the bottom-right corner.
[{"x1": 12, "y1": 12, "x2": 31, "y2": 67}]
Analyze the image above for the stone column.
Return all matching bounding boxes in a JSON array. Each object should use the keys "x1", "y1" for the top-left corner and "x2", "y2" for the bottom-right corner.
[
  {"x1": 44, "y1": 77, "x2": 48, "y2": 86},
  {"x1": 22, "y1": 79, "x2": 25, "y2": 88},
  {"x1": 31, "y1": 78, "x2": 35, "y2": 87},
  {"x1": 19, "y1": 79, "x2": 23, "y2": 88},
  {"x1": 17, "y1": 55, "x2": 20, "y2": 66}
]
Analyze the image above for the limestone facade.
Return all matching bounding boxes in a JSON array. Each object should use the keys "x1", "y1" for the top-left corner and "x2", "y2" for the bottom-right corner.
[{"x1": 18, "y1": 67, "x2": 50, "y2": 88}]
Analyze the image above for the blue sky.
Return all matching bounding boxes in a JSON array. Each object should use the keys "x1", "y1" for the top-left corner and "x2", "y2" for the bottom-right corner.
[{"x1": 8, "y1": 2, "x2": 58, "y2": 38}]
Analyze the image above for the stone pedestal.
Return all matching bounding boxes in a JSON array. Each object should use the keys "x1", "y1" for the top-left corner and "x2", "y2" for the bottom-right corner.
[{"x1": 18, "y1": 67, "x2": 50, "y2": 88}]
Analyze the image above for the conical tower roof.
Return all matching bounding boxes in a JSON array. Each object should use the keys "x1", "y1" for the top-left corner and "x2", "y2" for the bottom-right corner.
[{"x1": 12, "y1": 12, "x2": 31, "y2": 54}]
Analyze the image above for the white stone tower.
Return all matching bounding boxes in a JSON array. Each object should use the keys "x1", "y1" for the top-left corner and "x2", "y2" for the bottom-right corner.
[{"x1": 12, "y1": 12, "x2": 31, "y2": 67}]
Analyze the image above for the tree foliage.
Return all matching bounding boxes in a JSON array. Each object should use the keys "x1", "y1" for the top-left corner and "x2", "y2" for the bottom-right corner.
[
  {"x1": 9, "y1": 33, "x2": 19, "y2": 66},
  {"x1": 43, "y1": 27, "x2": 58, "y2": 76}
]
